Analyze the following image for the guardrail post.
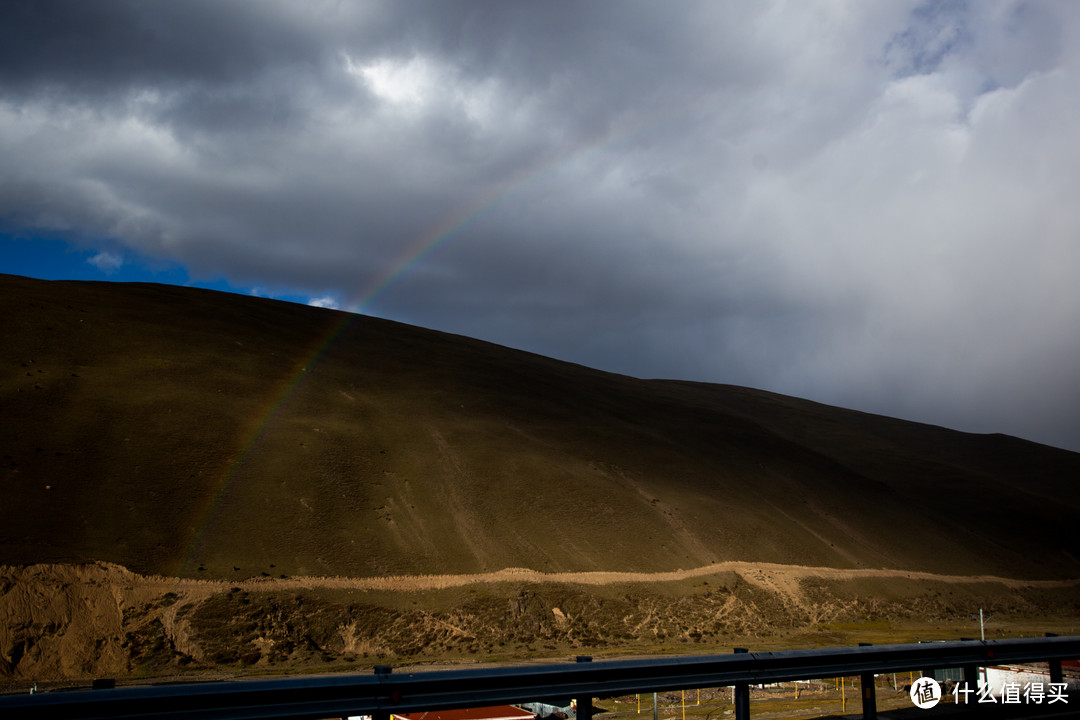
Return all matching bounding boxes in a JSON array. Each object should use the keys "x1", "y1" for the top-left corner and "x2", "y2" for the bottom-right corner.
[
  {"x1": 859, "y1": 643, "x2": 876, "y2": 720},
  {"x1": 374, "y1": 665, "x2": 392, "y2": 720},
  {"x1": 960, "y1": 638, "x2": 979, "y2": 695},
  {"x1": 1046, "y1": 634, "x2": 1064, "y2": 685},
  {"x1": 734, "y1": 647, "x2": 750, "y2": 720},
  {"x1": 577, "y1": 656, "x2": 593, "y2": 720}
]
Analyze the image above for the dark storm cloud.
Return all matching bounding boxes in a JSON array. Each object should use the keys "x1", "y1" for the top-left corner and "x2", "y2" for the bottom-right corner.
[
  {"x1": 1, "y1": 1, "x2": 320, "y2": 97},
  {"x1": 2, "y1": 0, "x2": 1079, "y2": 451}
]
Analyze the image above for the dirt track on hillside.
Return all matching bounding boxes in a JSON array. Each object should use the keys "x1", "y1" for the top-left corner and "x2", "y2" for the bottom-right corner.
[
  {"x1": 9, "y1": 560, "x2": 1077, "y2": 608},
  {"x1": 198, "y1": 560, "x2": 1080, "y2": 590},
  {"x1": 88, "y1": 560, "x2": 1080, "y2": 604}
]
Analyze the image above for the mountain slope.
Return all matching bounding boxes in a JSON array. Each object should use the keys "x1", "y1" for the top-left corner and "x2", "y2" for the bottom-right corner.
[{"x1": 2, "y1": 273, "x2": 1078, "y2": 581}]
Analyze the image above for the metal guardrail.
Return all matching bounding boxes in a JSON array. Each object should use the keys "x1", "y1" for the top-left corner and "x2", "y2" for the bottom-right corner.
[{"x1": 1, "y1": 636, "x2": 1078, "y2": 720}]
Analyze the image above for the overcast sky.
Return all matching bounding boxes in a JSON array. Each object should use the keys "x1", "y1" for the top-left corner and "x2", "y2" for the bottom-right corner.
[{"x1": 2, "y1": 1, "x2": 1079, "y2": 452}]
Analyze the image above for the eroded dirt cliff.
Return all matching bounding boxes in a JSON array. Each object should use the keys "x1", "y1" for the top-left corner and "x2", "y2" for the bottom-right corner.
[{"x1": 3, "y1": 562, "x2": 1078, "y2": 687}]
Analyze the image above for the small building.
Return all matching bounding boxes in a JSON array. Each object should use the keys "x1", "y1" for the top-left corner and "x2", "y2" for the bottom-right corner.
[
  {"x1": 982, "y1": 660, "x2": 1080, "y2": 698},
  {"x1": 393, "y1": 706, "x2": 537, "y2": 720}
]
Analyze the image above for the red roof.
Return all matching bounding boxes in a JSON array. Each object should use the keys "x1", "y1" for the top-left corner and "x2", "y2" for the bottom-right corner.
[{"x1": 394, "y1": 706, "x2": 536, "y2": 720}]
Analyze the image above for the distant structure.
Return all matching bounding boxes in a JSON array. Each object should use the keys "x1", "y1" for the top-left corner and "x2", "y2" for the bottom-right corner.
[
  {"x1": 392, "y1": 706, "x2": 538, "y2": 720},
  {"x1": 982, "y1": 660, "x2": 1080, "y2": 698}
]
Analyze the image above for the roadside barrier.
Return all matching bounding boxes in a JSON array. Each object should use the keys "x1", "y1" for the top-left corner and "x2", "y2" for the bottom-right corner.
[{"x1": 1, "y1": 635, "x2": 1077, "y2": 720}]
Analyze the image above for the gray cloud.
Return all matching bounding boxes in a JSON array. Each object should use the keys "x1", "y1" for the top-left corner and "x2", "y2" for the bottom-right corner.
[{"x1": 2, "y1": 0, "x2": 1079, "y2": 451}]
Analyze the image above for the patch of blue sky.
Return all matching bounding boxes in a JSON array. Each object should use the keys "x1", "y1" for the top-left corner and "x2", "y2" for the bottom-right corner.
[
  {"x1": 882, "y1": 0, "x2": 973, "y2": 78},
  {"x1": 0, "y1": 232, "x2": 325, "y2": 307}
]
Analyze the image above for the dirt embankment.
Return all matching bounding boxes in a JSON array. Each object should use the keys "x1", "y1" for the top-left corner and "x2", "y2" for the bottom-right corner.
[{"x1": 2, "y1": 562, "x2": 1078, "y2": 686}]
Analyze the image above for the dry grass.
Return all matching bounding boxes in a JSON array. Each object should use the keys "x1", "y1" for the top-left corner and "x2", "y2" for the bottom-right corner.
[{"x1": 2, "y1": 560, "x2": 1077, "y2": 687}]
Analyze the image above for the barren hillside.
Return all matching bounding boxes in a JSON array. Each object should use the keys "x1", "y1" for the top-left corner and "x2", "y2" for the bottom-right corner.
[{"x1": 2, "y1": 272, "x2": 1079, "y2": 582}]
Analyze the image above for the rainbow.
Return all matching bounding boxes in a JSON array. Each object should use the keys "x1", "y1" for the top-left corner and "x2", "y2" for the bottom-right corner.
[{"x1": 177, "y1": 101, "x2": 707, "y2": 575}]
